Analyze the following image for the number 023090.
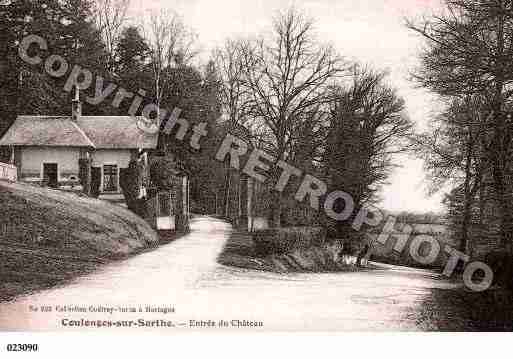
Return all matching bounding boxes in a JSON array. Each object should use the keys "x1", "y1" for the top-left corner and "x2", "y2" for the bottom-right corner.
[{"x1": 6, "y1": 344, "x2": 39, "y2": 352}]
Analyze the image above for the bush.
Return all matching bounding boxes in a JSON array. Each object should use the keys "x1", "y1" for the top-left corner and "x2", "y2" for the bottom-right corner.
[
  {"x1": 91, "y1": 167, "x2": 101, "y2": 198},
  {"x1": 119, "y1": 162, "x2": 149, "y2": 218},
  {"x1": 78, "y1": 158, "x2": 90, "y2": 193},
  {"x1": 486, "y1": 250, "x2": 513, "y2": 290},
  {"x1": 150, "y1": 156, "x2": 182, "y2": 190},
  {"x1": 252, "y1": 227, "x2": 326, "y2": 257}
]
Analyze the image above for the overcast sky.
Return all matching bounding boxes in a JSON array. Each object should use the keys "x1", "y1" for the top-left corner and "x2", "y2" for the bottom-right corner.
[{"x1": 129, "y1": 0, "x2": 446, "y2": 213}]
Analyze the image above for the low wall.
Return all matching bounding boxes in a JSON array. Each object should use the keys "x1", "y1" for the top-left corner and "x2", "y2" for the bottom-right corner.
[{"x1": 0, "y1": 162, "x2": 17, "y2": 182}]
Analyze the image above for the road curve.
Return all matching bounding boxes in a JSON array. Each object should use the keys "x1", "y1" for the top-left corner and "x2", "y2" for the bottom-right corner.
[{"x1": 0, "y1": 216, "x2": 462, "y2": 331}]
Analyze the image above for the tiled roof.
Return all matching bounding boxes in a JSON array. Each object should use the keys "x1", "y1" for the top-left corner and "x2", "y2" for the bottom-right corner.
[
  {"x1": 0, "y1": 116, "x2": 95, "y2": 147},
  {"x1": 77, "y1": 116, "x2": 158, "y2": 149},
  {"x1": 0, "y1": 116, "x2": 158, "y2": 149}
]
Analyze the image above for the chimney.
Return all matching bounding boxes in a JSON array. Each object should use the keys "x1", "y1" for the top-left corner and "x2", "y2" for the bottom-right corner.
[{"x1": 72, "y1": 86, "x2": 82, "y2": 121}]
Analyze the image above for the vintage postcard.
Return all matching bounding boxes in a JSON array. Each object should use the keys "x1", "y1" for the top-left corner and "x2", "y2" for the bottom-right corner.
[{"x1": 0, "y1": 0, "x2": 512, "y2": 345}]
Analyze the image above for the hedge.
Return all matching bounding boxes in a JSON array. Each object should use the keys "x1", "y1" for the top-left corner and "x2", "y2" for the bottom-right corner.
[{"x1": 252, "y1": 227, "x2": 327, "y2": 257}]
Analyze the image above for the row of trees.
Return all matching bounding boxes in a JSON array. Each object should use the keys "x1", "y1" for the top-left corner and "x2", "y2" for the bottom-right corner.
[
  {"x1": 212, "y1": 9, "x2": 412, "y2": 235},
  {"x1": 408, "y1": 0, "x2": 513, "y2": 256},
  {"x1": 0, "y1": 0, "x2": 108, "y2": 123},
  {"x1": 0, "y1": 0, "x2": 221, "y2": 201},
  {"x1": 0, "y1": 2, "x2": 414, "y2": 239}
]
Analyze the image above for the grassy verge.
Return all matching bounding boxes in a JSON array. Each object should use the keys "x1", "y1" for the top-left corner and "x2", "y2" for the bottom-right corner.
[
  {"x1": 416, "y1": 286, "x2": 513, "y2": 331},
  {"x1": 0, "y1": 181, "x2": 159, "y2": 302},
  {"x1": 217, "y1": 230, "x2": 276, "y2": 271},
  {"x1": 217, "y1": 228, "x2": 363, "y2": 273}
]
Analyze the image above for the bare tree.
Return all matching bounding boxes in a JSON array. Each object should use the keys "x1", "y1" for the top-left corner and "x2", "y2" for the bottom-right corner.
[
  {"x1": 212, "y1": 39, "x2": 253, "y2": 218},
  {"x1": 141, "y1": 9, "x2": 198, "y2": 115},
  {"x1": 93, "y1": 0, "x2": 130, "y2": 73},
  {"x1": 213, "y1": 39, "x2": 252, "y2": 132},
  {"x1": 240, "y1": 8, "x2": 346, "y2": 226}
]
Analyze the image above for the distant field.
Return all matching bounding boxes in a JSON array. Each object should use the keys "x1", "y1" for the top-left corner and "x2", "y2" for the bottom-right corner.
[
  {"x1": 367, "y1": 221, "x2": 459, "y2": 269},
  {"x1": 410, "y1": 223, "x2": 448, "y2": 236}
]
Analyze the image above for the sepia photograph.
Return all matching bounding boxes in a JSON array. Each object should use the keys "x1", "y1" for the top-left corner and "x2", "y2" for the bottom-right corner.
[{"x1": 0, "y1": 0, "x2": 512, "y2": 348}]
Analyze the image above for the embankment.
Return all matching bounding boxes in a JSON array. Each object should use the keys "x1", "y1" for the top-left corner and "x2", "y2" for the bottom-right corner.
[
  {"x1": 0, "y1": 181, "x2": 159, "y2": 301},
  {"x1": 217, "y1": 227, "x2": 362, "y2": 272}
]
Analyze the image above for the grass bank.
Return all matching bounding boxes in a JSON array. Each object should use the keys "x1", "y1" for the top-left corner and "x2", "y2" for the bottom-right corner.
[
  {"x1": 0, "y1": 181, "x2": 159, "y2": 302},
  {"x1": 217, "y1": 228, "x2": 364, "y2": 273},
  {"x1": 417, "y1": 286, "x2": 513, "y2": 331}
]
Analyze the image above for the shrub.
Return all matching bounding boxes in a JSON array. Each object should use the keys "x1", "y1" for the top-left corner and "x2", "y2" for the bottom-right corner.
[
  {"x1": 119, "y1": 161, "x2": 146, "y2": 217},
  {"x1": 486, "y1": 250, "x2": 513, "y2": 290},
  {"x1": 78, "y1": 158, "x2": 91, "y2": 194},
  {"x1": 91, "y1": 167, "x2": 101, "y2": 198},
  {"x1": 150, "y1": 156, "x2": 182, "y2": 190},
  {"x1": 252, "y1": 227, "x2": 326, "y2": 257}
]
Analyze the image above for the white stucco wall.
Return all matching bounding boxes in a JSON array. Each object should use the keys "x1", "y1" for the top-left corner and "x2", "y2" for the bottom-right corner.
[
  {"x1": 18, "y1": 147, "x2": 134, "y2": 192},
  {"x1": 19, "y1": 147, "x2": 133, "y2": 181},
  {"x1": 20, "y1": 147, "x2": 80, "y2": 181},
  {"x1": 91, "y1": 149, "x2": 132, "y2": 168}
]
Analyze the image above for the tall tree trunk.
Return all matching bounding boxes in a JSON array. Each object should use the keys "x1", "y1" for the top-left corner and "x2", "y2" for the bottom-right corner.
[
  {"x1": 461, "y1": 129, "x2": 474, "y2": 254},
  {"x1": 224, "y1": 169, "x2": 231, "y2": 218},
  {"x1": 247, "y1": 177, "x2": 255, "y2": 232},
  {"x1": 271, "y1": 137, "x2": 286, "y2": 228},
  {"x1": 491, "y1": 6, "x2": 513, "y2": 252},
  {"x1": 237, "y1": 175, "x2": 242, "y2": 226},
  {"x1": 271, "y1": 191, "x2": 282, "y2": 228},
  {"x1": 504, "y1": 188, "x2": 513, "y2": 254}
]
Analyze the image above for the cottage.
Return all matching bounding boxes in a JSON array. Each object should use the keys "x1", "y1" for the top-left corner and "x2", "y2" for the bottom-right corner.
[
  {"x1": 0, "y1": 91, "x2": 157, "y2": 194},
  {"x1": 0, "y1": 91, "x2": 190, "y2": 232}
]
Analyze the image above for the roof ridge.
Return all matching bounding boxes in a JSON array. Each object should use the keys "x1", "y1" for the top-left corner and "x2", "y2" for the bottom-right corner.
[
  {"x1": 1, "y1": 114, "x2": 158, "y2": 149},
  {"x1": 79, "y1": 115, "x2": 144, "y2": 118},
  {"x1": 17, "y1": 115, "x2": 71, "y2": 118}
]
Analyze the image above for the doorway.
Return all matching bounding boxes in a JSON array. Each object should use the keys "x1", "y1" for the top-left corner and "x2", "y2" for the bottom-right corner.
[{"x1": 42, "y1": 163, "x2": 58, "y2": 188}]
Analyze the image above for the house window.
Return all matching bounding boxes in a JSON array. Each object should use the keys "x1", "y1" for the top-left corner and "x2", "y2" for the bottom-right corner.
[
  {"x1": 42, "y1": 163, "x2": 58, "y2": 188},
  {"x1": 103, "y1": 164, "x2": 118, "y2": 192}
]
